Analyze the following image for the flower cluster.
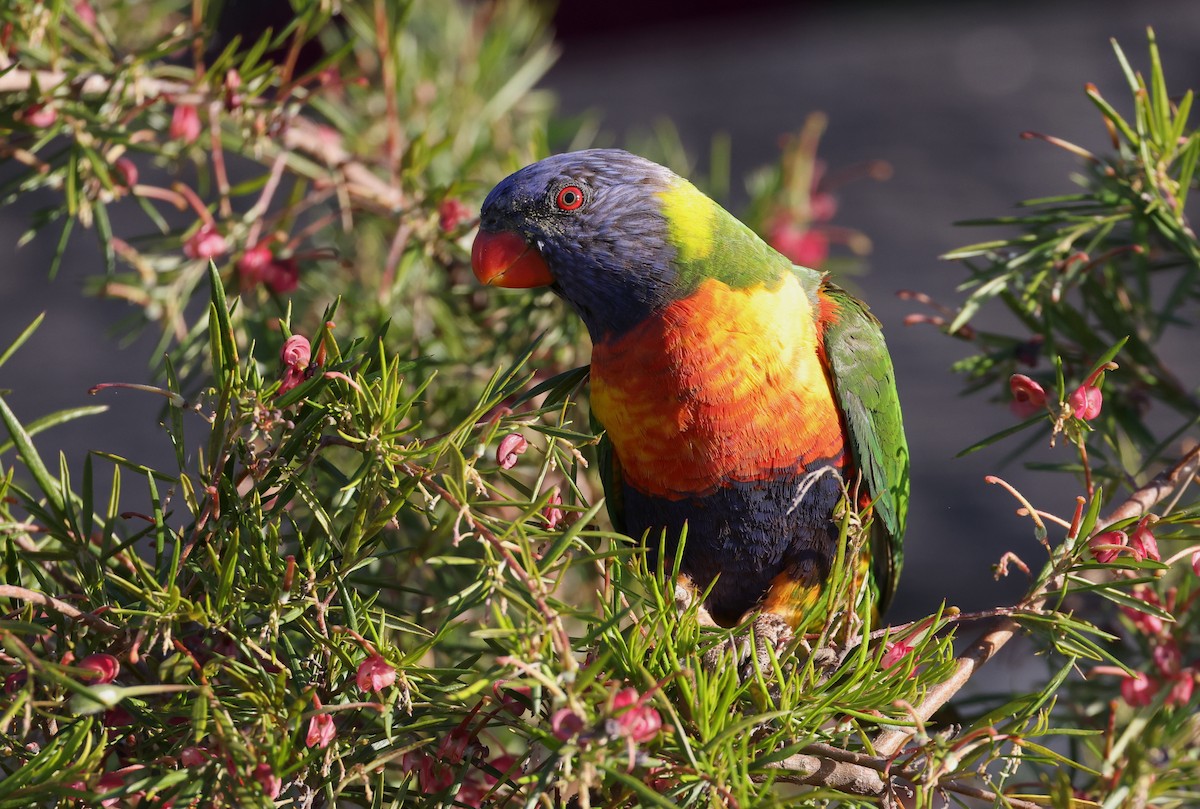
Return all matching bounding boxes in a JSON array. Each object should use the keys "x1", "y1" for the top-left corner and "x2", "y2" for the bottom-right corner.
[{"x1": 549, "y1": 684, "x2": 663, "y2": 747}]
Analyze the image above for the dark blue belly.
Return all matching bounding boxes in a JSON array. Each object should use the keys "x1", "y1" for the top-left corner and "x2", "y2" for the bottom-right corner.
[{"x1": 622, "y1": 463, "x2": 845, "y2": 627}]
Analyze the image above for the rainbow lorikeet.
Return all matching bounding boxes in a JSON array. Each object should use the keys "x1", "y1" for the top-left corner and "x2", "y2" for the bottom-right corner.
[{"x1": 471, "y1": 149, "x2": 908, "y2": 658}]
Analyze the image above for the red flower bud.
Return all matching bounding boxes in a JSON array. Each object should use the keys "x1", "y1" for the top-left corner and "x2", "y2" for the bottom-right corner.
[
  {"x1": 1088, "y1": 530, "x2": 1126, "y2": 564},
  {"x1": 169, "y1": 104, "x2": 201, "y2": 144},
  {"x1": 252, "y1": 763, "x2": 281, "y2": 799},
  {"x1": 264, "y1": 257, "x2": 300, "y2": 294},
  {"x1": 611, "y1": 687, "x2": 662, "y2": 743},
  {"x1": 1008, "y1": 374, "x2": 1047, "y2": 419},
  {"x1": 183, "y1": 223, "x2": 228, "y2": 260},
  {"x1": 550, "y1": 707, "x2": 584, "y2": 741},
  {"x1": 113, "y1": 157, "x2": 138, "y2": 188},
  {"x1": 438, "y1": 198, "x2": 472, "y2": 233},
  {"x1": 1153, "y1": 642, "x2": 1182, "y2": 678},
  {"x1": 543, "y1": 487, "x2": 564, "y2": 530},
  {"x1": 236, "y1": 245, "x2": 273, "y2": 286},
  {"x1": 180, "y1": 746, "x2": 210, "y2": 767},
  {"x1": 78, "y1": 653, "x2": 120, "y2": 684},
  {"x1": 1166, "y1": 672, "x2": 1195, "y2": 707},
  {"x1": 1129, "y1": 516, "x2": 1160, "y2": 562},
  {"x1": 1120, "y1": 671, "x2": 1156, "y2": 707},
  {"x1": 496, "y1": 433, "x2": 528, "y2": 470},
  {"x1": 1069, "y1": 384, "x2": 1102, "y2": 420},
  {"x1": 21, "y1": 102, "x2": 57, "y2": 128}
]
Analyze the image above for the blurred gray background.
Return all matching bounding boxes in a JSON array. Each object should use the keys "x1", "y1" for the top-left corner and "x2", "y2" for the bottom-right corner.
[{"x1": 2, "y1": 0, "x2": 1198, "y2": 638}]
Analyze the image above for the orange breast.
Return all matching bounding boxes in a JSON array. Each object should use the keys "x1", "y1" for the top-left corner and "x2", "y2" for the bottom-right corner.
[{"x1": 590, "y1": 275, "x2": 846, "y2": 498}]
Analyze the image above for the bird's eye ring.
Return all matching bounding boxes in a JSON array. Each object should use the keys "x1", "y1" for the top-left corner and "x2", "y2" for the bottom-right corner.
[{"x1": 555, "y1": 185, "x2": 584, "y2": 211}]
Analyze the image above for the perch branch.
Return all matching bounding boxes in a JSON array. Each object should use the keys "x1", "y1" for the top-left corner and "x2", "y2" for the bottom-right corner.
[{"x1": 873, "y1": 443, "x2": 1200, "y2": 759}]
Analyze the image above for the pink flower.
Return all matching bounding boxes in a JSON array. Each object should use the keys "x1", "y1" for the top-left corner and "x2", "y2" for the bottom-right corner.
[
  {"x1": 281, "y1": 335, "x2": 311, "y2": 370},
  {"x1": 78, "y1": 653, "x2": 120, "y2": 684},
  {"x1": 113, "y1": 157, "x2": 138, "y2": 188},
  {"x1": 1088, "y1": 530, "x2": 1126, "y2": 564},
  {"x1": 1070, "y1": 384, "x2": 1103, "y2": 420},
  {"x1": 356, "y1": 654, "x2": 396, "y2": 693},
  {"x1": 22, "y1": 103, "x2": 57, "y2": 128},
  {"x1": 438, "y1": 198, "x2": 472, "y2": 233},
  {"x1": 1121, "y1": 671, "x2": 1156, "y2": 707},
  {"x1": 277, "y1": 335, "x2": 311, "y2": 395},
  {"x1": 1009, "y1": 374, "x2": 1047, "y2": 419},
  {"x1": 496, "y1": 433, "x2": 528, "y2": 470},
  {"x1": 768, "y1": 221, "x2": 829, "y2": 268},
  {"x1": 543, "y1": 488, "x2": 564, "y2": 530},
  {"x1": 1129, "y1": 516, "x2": 1160, "y2": 562},
  {"x1": 169, "y1": 104, "x2": 202, "y2": 144},
  {"x1": 550, "y1": 707, "x2": 585, "y2": 741},
  {"x1": 183, "y1": 223, "x2": 228, "y2": 260},
  {"x1": 252, "y1": 763, "x2": 281, "y2": 799},
  {"x1": 611, "y1": 687, "x2": 662, "y2": 743},
  {"x1": 306, "y1": 712, "x2": 336, "y2": 749},
  {"x1": 881, "y1": 640, "x2": 914, "y2": 671},
  {"x1": 1193, "y1": 547, "x2": 1200, "y2": 577}
]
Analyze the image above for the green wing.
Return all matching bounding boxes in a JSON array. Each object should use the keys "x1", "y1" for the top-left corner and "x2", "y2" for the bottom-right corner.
[
  {"x1": 590, "y1": 401, "x2": 626, "y2": 535},
  {"x1": 821, "y1": 282, "x2": 910, "y2": 612}
]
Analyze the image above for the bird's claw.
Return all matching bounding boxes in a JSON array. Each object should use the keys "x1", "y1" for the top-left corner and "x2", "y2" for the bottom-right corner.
[{"x1": 700, "y1": 612, "x2": 796, "y2": 681}]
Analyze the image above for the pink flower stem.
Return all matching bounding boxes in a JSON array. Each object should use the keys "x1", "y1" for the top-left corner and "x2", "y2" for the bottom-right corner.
[
  {"x1": 246, "y1": 151, "x2": 290, "y2": 247},
  {"x1": 128, "y1": 184, "x2": 189, "y2": 210},
  {"x1": 207, "y1": 100, "x2": 233, "y2": 219},
  {"x1": 984, "y1": 475, "x2": 1048, "y2": 548},
  {"x1": 172, "y1": 182, "x2": 215, "y2": 223},
  {"x1": 1078, "y1": 438, "x2": 1094, "y2": 499}
]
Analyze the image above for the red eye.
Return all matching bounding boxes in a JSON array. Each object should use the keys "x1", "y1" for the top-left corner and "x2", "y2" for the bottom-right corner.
[{"x1": 556, "y1": 185, "x2": 584, "y2": 211}]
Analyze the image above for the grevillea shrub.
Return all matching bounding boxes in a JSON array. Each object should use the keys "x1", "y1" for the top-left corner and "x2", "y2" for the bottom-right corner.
[{"x1": 1, "y1": 4, "x2": 1199, "y2": 807}]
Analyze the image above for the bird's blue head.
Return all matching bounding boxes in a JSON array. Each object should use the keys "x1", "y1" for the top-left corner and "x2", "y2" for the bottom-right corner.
[{"x1": 472, "y1": 149, "x2": 683, "y2": 339}]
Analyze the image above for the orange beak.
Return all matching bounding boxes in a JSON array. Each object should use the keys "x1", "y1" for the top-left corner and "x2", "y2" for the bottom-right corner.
[{"x1": 471, "y1": 230, "x2": 554, "y2": 288}]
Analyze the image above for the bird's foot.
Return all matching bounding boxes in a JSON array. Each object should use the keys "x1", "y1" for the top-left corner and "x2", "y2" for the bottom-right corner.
[
  {"x1": 699, "y1": 612, "x2": 795, "y2": 681},
  {"x1": 738, "y1": 612, "x2": 795, "y2": 682}
]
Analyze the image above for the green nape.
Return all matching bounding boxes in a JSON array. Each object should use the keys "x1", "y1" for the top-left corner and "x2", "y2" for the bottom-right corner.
[{"x1": 655, "y1": 179, "x2": 800, "y2": 293}]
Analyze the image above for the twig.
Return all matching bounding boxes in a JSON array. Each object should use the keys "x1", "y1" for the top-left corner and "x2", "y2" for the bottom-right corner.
[
  {"x1": 873, "y1": 445, "x2": 1200, "y2": 759},
  {"x1": 0, "y1": 584, "x2": 120, "y2": 634},
  {"x1": 1096, "y1": 443, "x2": 1200, "y2": 529}
]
